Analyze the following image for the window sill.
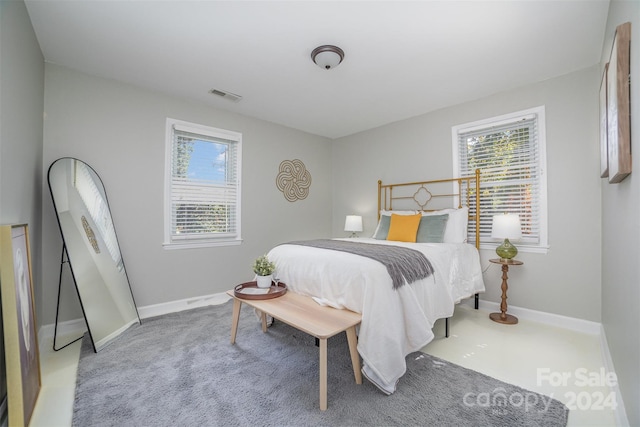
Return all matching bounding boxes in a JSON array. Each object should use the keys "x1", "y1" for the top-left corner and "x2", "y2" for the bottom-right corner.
[
  {"x1": 163, "y1": 239, "x2": 242, "y2": 250},
  {"x1": 478, "y1": 242, "x2": 549, "y2": 255}
]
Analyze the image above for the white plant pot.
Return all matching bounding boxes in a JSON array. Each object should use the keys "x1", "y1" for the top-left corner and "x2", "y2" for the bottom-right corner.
[{"x1": 256, "y1": 274, "x2": 273, "y2": 288}]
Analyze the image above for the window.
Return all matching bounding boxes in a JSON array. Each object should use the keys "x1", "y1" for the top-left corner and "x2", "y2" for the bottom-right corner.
[
  {"x1": 74, "y1": 160, "x2": 123, "y2": 269},
  {"x1": 452, "y1": 106, "x2": 548, "y2": 253},
  {"x1": 164, "y1": 118, "x2": 242, "y2": 248}
]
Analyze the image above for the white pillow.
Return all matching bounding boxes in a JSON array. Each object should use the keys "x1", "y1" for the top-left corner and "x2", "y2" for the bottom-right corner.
[{"x1": 422, "y1": 207, "x2": 468, "y2": 243}]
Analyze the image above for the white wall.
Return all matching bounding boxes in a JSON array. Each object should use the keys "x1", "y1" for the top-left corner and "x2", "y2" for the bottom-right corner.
[
  {"x1": 600, "y1": 1, "x2": 640, "y2": 425},
  {"x1": 42, "y1": 64, "x2": 332, "y2": 324},
  {"x1": 0, "y1": 0, "x2": 44, "y2": 420},
  {"x1": 0, "y1": 0, "x2": 44, "y2": 320},
  {"x1": 332, "y1": 65, "x2": 602, "y2": 322}
]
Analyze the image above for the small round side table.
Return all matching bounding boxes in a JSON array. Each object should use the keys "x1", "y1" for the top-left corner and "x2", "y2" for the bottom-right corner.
[{"x1": 489, "y1": 258, "x2": 523, "y2": 325}]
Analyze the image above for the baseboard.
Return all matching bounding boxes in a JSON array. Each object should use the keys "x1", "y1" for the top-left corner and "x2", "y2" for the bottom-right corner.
[
  {"x1": 38, "y1": 317, "x2": 87, "y2": 349},
  {"x1": 598, "y1": 325, "x2": 630, "y2": 426},
  {"x1": 137, "y1": 292, "x2": 231, "y2": 320},
  {"x1": 93, "y1": 318, "x2": 139, "y2": 350},
  {"x1": 42, "y1": 294, "x2": 601, "y2": 340},
  {"x1": 476, "y1": 300, "x2": 601, "y2": 335},
  {"x1": 38, "y1": 291, "x2": 232, "y2": 343}
]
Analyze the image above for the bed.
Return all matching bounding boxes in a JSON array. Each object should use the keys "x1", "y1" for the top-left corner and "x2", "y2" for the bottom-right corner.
[{"x1": 267, "y1": 171, "x2": 485, "y2": 395}]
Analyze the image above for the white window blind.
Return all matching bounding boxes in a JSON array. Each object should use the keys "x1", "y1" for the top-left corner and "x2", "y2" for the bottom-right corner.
[
  {"x1": 165, "y1": 119, "x2": 242, "y2": 248},
  {"x1": 73, "y1": 160, "x2": 123, "y2": 270},
  {"x1": 453, "y1": 107, "x2": 547, "y2": 251}
]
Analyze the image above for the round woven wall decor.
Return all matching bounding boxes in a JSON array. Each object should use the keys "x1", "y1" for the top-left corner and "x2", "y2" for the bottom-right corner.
[{"x1": 276, "y1": 159, "x2": 312, "y2": 202}]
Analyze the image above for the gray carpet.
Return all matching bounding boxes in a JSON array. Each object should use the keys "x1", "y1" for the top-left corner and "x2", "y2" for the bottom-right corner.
[{"x1": 73, "y1": 301, "x2": 568, "y2": 426}]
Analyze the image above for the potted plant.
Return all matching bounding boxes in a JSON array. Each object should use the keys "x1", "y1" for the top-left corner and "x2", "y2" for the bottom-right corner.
[{"x1": 253, "y1": 254, "x2": 275, "y2": 288}]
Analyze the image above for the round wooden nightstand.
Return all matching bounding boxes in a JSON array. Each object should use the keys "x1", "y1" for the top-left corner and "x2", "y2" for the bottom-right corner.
[{"x1": 489, "y1": 258, "x2": 523, "y2": 325}]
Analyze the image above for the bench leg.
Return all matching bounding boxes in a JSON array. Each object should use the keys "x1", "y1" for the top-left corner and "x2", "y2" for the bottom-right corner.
[
  {"x1": 260, "y1": 311, "x2": 268, "y2": 332},
  {"x1": 230, "y1": 299, "x2": 242, "y2": 344},
  {"x1": 319, "y1": 338, "x2": 327, "y2": 411},
  {"x1": 345, "y1": 327, "x2": 362, "y2": 384}
]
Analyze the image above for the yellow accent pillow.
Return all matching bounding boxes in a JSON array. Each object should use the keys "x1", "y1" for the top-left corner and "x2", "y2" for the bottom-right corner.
[{"x1": 387, "y1": 213, "x2": 422, "y2": 243}]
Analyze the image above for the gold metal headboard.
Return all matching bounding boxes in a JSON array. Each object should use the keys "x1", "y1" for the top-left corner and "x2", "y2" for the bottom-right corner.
[{"x1": 377, "y1": 169, "x2": 481, "y2": 249}]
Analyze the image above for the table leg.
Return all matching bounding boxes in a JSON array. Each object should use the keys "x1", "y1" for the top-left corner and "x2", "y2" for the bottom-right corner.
[
  {"x1": 345, "y1": 327, "x2": 362, "y2": 384},
  {"x1": 319, "y1": 338, "x2": 327, "y2": 411},
  {"x1": 489, "y1": 264, "x2": 518, "y2": 324},
  {"x1": 230, "y1": 299, "x2": 242, "y2": 344},
  {"x1": 260, "y1": 311, "x2": 268, "y2": 332},
  {"x1": 499, "y1": 264, "x2": 509, "y2": 320}
]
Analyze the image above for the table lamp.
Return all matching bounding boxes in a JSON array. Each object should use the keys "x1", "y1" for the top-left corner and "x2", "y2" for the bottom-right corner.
[
  {"x1": 491, "y1": 213, "x2": 522, "y2": 260},
  {"x1": 344, "y1": 215, "x2": 363, "y2": 238}
]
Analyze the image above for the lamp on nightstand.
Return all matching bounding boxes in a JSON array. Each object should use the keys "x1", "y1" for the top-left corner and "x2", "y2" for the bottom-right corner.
[
  {"x1": 491, "y1": 213, "x2": 522, "y2": 260},
  {"x1": 344, "y1": 215, "x2": 363, "y2": 238}
]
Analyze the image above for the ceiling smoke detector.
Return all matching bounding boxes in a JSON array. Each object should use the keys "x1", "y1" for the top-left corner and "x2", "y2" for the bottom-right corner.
[
  {"x1": 311, "y1": 45, "x2": 345, "y2": 70},
  {"x1": 209, "y1": 89, "x2": 242, "y2": 103}
]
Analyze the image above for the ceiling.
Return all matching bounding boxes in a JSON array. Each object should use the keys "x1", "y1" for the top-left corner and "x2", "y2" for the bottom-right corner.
[{"x1": 24, "y1": 0, "x2": 610, "y2": 139}]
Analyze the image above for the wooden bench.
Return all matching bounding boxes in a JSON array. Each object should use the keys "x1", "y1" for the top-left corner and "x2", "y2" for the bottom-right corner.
[{"x1": 226, "y1": 289, "x2": 362, "y2": 410}]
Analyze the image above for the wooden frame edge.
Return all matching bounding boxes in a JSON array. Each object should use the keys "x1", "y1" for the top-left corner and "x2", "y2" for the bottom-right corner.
[{"x1": 0, "y1": 224, "x2": 41, "y2": 426}]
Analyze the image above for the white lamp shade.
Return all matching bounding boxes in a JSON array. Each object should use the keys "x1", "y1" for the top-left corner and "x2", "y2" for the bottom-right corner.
[
  {"x1": 344, "y1": 215, "x2": 363, "y2": 232},
  {"x1": 491, "y1": 214, "x2": 522, "y2": 240}
]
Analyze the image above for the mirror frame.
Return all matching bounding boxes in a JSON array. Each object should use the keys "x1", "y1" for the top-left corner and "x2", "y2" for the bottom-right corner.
[{"x1": 47, "y1": 157, "x2": 140, "y2": 352}]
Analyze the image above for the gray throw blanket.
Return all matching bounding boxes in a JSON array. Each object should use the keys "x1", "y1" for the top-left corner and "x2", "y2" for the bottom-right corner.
[{"x1": 285, "y1": 239, "x2": 434, "y2": 289}]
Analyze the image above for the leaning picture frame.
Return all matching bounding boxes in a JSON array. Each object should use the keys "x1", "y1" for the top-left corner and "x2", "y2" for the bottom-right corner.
[
  {"x1": 606, "y1": 21, "x2": 632, "y2": 183},
  {"x1": 599, "y1": 62, "x2": 609, "y2": 178},
  {"x1": 0, "y1": 224, "x2": 41, "y2": 426}
]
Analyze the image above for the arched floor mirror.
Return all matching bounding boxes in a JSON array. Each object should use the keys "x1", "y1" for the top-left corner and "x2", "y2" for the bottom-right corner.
[{"x1": 48, "y1": 158, "x2": 140, "y2": 352}]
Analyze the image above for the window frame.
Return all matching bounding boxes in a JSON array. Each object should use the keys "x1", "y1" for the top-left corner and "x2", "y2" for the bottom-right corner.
[
  {"x1": 452, "y1": 106, "x2": 549, "y2": 254},
  {"x1": 164, "y1": 118, "x2": 242, "y2": 249}
]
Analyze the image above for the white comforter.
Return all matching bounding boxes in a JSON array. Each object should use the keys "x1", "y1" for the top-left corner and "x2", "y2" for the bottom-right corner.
[{"x1": 267, "y1": 238, "x2": 485, "y2": 394}]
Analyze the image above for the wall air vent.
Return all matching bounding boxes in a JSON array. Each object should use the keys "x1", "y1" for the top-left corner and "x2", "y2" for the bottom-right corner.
[{"x1": 208, "y1": 89, "x2": 242, "y2": 103}]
